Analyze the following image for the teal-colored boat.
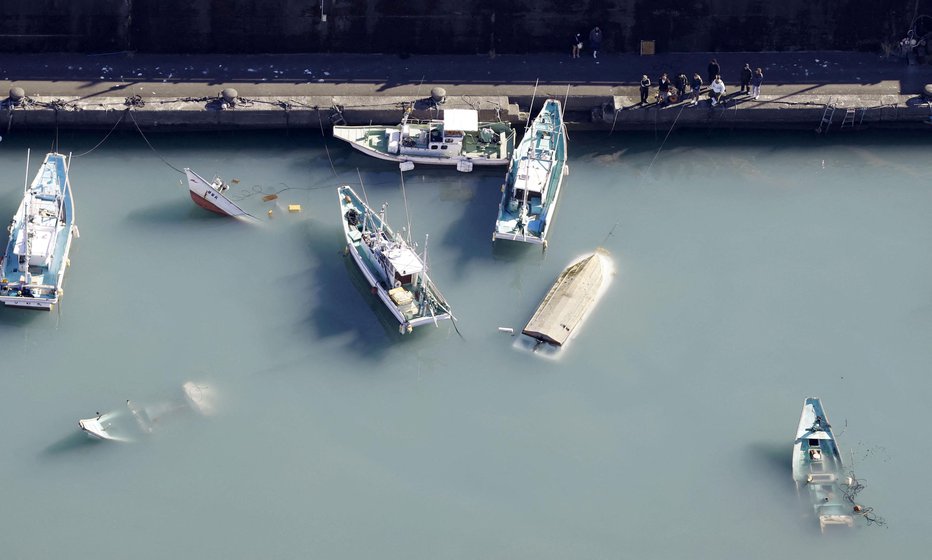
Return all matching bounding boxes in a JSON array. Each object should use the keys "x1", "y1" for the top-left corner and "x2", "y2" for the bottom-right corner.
[{"x1": 493, "y1": 99, "x2": 568, "y2": 247}]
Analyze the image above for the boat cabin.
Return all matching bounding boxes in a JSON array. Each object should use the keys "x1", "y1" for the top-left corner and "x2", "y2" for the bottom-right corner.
[
  {"x1": 387, "y1": 109, "x2": 479, "y2": 158},
  {"x1": 378, "y1": 242, "x2": 423, "y2": 288}
]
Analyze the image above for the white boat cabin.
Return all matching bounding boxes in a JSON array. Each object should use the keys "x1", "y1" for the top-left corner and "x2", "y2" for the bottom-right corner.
[{"x1": 387, "y1": 109, "x2": 481, "y2": 158}]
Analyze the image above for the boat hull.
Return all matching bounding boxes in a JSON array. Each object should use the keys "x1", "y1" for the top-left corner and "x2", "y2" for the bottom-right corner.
[
  {"x1": 337, "y1": 185, "x2": 453, "y2": 332},
  {"x1": 342, "y1": 140, "x2": 508, "y2": 167},
  {"x1": 493, "y1": 99, "x2": 568, "y2": 245},
  {"x1": 0, "y1": 152, "x2": 76, "y2": 311},
  {"x1": 184, "y1": 168, "x2": 251, "y2": 218}
]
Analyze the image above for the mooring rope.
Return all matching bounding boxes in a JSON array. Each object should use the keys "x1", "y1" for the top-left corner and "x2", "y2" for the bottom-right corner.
[
  {"x1": 73, "y1": 108, "x2": 129, "y2": 158},
  {"x1": 127, "y1": 109, "x2": 184, "y2": 175},
  {"x1": 316, "y1": 107, "x2": 339, "y2": 177}
]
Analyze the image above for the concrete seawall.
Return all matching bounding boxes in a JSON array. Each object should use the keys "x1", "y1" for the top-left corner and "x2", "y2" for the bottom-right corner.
[{"x1": 2, "y1": 51, "x2": 931, "y2": 133}]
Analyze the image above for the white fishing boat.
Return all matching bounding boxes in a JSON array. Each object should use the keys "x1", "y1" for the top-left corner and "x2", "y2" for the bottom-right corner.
[
  {"x1": 337, "y1": 184, "x2": 453, "y2": 333},
  {"x1": 78, "y1": 382, "x2": 216, "y2": 443},
  {"x1": 333, "y1": 109, "x2": 515, "y2": 171},
  {"x1": 493, "y1": 98, "x2": 568, "y2": 247},
  {"x1": 0, "y1": 151, "x2": 78, "y2": 310},
  {"x1": 792, "y1": 397, "x2": 856, "y2": 532},
  {"x1": 184, "y1": 168, "x2": 251, "y2": 218}
]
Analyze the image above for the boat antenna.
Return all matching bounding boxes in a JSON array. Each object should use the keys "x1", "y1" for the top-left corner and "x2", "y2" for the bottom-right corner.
[
  {"x1": 399, "y1": 168, "x2": 413, "y2": 244},
  {"x1": 525, "y1": 78, "x2": 539, "y2": 130},
  {"x1": 22, "y1": 149, "x2": 32, "y2": 284}
]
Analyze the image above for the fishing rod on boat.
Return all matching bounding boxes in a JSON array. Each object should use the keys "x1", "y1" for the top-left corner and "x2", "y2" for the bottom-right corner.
[
  {"x1": 525, "y1": 78, "x2": 539, "y2": 130},
  {"x1": 560, "y1": 83, "x2": 571, "y2": 141}
]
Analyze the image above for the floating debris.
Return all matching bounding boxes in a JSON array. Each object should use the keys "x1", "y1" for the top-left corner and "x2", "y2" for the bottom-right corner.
[{"x1": 288, "y1": 204, "x2": 302, "y2": 213}]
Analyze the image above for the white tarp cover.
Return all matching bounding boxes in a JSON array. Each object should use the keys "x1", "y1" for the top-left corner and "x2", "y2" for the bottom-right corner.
[
  {"x1": 385, "y1": 244, "x2": 423, "y2": 276},
  {"x1": 443, "y1": 109, "x2": 479, "y2": 132}
]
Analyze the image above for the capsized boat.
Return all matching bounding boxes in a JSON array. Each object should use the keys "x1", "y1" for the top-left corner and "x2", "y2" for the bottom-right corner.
[
  {"x1": 78, "y1": 382, "x2": 216, "y2": 443},
  {"x1": 337, "y1": 184, "x2": 453, "y2": 333},
  {"x1": 0, "y1": 151, "x2": 78, "y2": 310},
  {"x1": 493, "y1": 99, "x2": 568, "y2": 247},
  {"x1": 184, "y1": 168, "x2": 251, "y2": 218},
  {"x1": 523, "y1": 248, "x2": 612, "y2": 348},
  {"x1": 792, "y1": 397, "x2": 856, "y2": 532},
  {"x1": 333, "y1": 108, "x2": 515, "y2": 171}
]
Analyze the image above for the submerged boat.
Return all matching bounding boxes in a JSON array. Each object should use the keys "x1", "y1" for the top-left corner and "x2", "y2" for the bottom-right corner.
[
  {"x1": 184, "y1": 168, "x2": 251, "y2": 218},
  {"x1": 493, "y1": 99, "x2": 568, "y2": 247},
  {"x1": 523, "y1": 248, "x2": 612, "y2": 348},
  {"x1": 79, "y1": 382, "x2": 216, "y2": 443},
  {"x1": 337, "y1": 184, "x2": 453, "y2": 333},
  {"x1": 792, "y1": 397, "x2": 856, "y2": 532},
  {"x1": 333, "y1": 109, "x2": 515, "y2": 171},
  {"x1": 0, "y1": 151, "x2": 77, "y2": 310}
]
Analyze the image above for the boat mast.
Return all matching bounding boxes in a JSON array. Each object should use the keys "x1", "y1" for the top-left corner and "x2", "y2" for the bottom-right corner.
[{"x1": 22, "y1": 149, "x2": 31, "y2": 285}]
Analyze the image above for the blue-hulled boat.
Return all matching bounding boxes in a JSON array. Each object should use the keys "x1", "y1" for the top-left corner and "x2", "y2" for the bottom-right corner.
[
  {"x1": 792, "y1": 397, "x2": 856, "y2": 532},
  {"x1": 0, "y1": 152, "x2": 78, "y2": 310},
  {"x1": 493, "y1": 99, "x2": 568, "y2": 247}
]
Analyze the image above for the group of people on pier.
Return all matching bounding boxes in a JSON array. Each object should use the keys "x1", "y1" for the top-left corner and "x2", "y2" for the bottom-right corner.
[{"x1": 638, "y1": 59, "x2": 763, "y2": 108}]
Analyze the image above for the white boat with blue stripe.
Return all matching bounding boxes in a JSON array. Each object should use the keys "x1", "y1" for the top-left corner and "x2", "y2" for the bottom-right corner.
[
  {"x1": 0, "y1": 151, "x2": 77, "y2": 310},
  {"x1": 493, "y1": 99, "x2": 568, "y2": 247}
]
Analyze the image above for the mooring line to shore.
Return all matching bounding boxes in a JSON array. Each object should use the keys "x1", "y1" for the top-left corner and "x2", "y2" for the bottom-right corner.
[
  {"x1": 73, "y1": 108, "x2": 129, "y2": 158},
  {"x1": 316, "y1": 108, "x2": 339, "y2": 177},
  {"x1": 127, "y1": 109, "x2": 185, "y2": 175}
]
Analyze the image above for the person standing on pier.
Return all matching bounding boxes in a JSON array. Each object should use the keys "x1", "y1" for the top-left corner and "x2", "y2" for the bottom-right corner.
[
  {"x1": 639, "y1": 74, "x2": 651, "y2": 104},
  {"x1": 589, "y1": 26, "x2": 603, "y2": 59},
  {"x1": 751, "y1": 68, "x2": 764, "y2": 99},
  {"x1": 572, "y1": 32, "x2": 583, "y2": 58},
  {"x1": 657, "y1": 73, "x2": 671, "y2": 105},
  {"x1": 690, "y1": 73, "x2": 703, "y2": 105},
  {"x1": 740, "y1": 63, "x2": 752, "y2": 94},
  {"x1": 707, "y1": 58, "x2": 720, "y2": 84},
  {"x1": 675, "y1": 73, "x2": 688, "y2": 99}
]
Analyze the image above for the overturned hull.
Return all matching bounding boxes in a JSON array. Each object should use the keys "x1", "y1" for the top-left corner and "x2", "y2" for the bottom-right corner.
[{"x1": 523, "y1": 248, "x2": 611, "y2": 347}]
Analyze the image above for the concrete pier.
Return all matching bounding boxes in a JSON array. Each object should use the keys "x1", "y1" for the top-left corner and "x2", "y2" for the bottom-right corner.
[{"x1": 2, "y1": 51, "x2": 932, "y2": 132}]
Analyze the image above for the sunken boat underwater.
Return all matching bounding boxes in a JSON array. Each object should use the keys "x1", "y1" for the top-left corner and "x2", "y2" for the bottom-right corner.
[
  {"x1": 0, "y1": 152, "x2": 78, "y2": 310},
  {"x1": 792, "y1": 397, "x2": 858, "y2": 532},
  {"x1": 523, "y1": 248, "x2": 612, "y2": 348},
  {"x1": 332, "y1": 108, "x2": 515, "y2": 171},
  {"x1": 493, "y1": 98, "x2": 568, "y2": 247},
  {"x1": 338, "y1": 185, "x2": 454, "y2": 334},
  {"x1": 184, "y1": 168, "x2": 251, "y2": 218}
]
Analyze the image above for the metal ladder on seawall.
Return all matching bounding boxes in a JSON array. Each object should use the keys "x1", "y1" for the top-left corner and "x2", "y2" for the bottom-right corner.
[
  {"x1": 816, "y1": 101, "x2": 836, "y2": 133},
  {"x1": 840, "y1": 108, "x2": 857, "y2": 129}
]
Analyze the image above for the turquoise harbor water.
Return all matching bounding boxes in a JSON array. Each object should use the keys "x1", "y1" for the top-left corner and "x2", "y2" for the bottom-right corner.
[{"x1": 0, "y1": 127, "x2": 930, "y2": 558}]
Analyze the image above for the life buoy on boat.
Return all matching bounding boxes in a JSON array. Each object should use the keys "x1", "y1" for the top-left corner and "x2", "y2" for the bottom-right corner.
[{"x1": 394, "y1": 280, "x2": 402, "y2": 288}]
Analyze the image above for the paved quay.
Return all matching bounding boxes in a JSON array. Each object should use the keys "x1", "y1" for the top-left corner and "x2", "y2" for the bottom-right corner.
[{"x1": 3, "y1": 51, "x2": 932, "y2": 131}]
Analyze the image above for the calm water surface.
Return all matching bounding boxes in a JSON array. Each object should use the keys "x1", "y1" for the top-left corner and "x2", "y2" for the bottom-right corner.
[{"x1": 0, "y1": 127, "x2": 930, "y2": 558}]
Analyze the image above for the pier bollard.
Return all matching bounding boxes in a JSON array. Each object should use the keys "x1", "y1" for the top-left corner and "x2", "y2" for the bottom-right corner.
[
  {"x1": 430, "y1": 87, "x2": 446, "y2": 105},
  {"x1": 220, "y1": 88, "x2": 238, "y2": 109},
  {"x1": 8, "y1": 87, "x2": 25, "y2": 106},
  {"x1": 923, "y1": 84, "x2": 932, "y2": 100}
]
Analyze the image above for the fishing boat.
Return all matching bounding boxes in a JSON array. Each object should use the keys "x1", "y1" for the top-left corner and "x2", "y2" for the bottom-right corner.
[
  {"x1": 0, "y1": 151, "x2": 77, "y2": 310},
  {"x1": 792, "y1": 397, "x2": 856, "y2": 532},
  {"x1": 493, "y1": 98, "x2": 568, "y2": 247},
  {"x1": 332, "y1": 108, "x2": 515, "y2": 171},
  {"x1": 184, "y1": 168, "x2": 251, "y2": 218},
  {"x1": 337, "y1": 184, "x2": 453, "y2": 333}
]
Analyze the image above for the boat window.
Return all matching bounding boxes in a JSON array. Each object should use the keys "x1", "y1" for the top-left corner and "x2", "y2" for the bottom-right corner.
[
  {"x1": 440, "y1": 145, "x2": 447, "y2": 150},
  {"x1": 514, "y1": 188, "x2": 525, "y2": 201},
  {"x1": 808, "y1": 439, "x2": 819, "y2": 446},
  {"x1": 430, "y1": 145, "x2": 438, "y2": 150},
  {"x1": 395, "y1": 273, "x2": 412, "y2": 285}
]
